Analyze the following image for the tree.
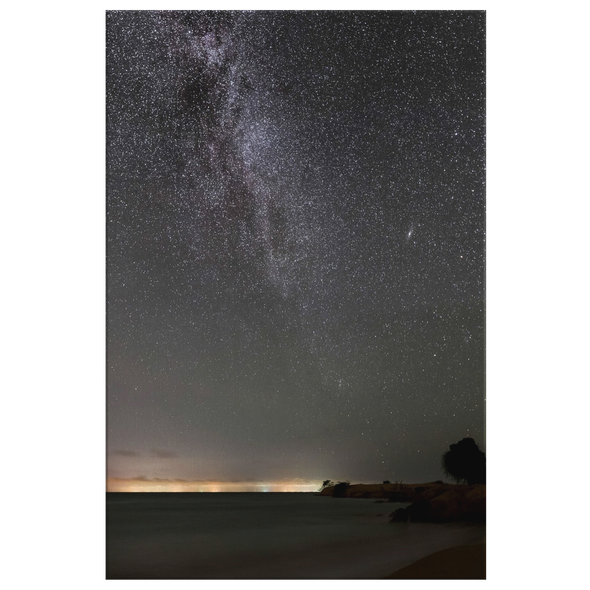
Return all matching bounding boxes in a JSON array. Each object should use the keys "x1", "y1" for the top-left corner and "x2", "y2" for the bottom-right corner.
[
  {"x1": 319, "y1": 480, "x2": 335, "y2": 491},
  {"x1": 442, "y1": 438, "x2": 486, "y2": 484}
]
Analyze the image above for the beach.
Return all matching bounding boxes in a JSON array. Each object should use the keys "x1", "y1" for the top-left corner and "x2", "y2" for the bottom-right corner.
[{"x1": 387, "y1": 543, "x2": 486, "y2": 579}]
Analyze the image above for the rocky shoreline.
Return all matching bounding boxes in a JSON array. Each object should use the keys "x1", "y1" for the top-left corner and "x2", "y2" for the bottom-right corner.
[{"x1": 319, "y1": 482, "x2": 486, "y2": 523}]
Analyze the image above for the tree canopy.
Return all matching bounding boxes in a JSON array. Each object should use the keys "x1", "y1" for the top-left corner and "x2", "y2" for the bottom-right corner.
[{"x1": 442, "y1": 437, "x2": 486, "y2": 484}]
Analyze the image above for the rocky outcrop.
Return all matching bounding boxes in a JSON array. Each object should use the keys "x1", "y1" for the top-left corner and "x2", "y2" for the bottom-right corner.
[
  {"x1": 319, "y1": 481, "x2": 486, "y2": 523},
  {"x1": 319, "y1": 481, "x2": 451, "y2": 502},
  {"x1": 389, "y1": 507, "x2": 409, "y2": 522},
  {"x1": 389, "y1": 485, "x2": 486, "y2": 523}
]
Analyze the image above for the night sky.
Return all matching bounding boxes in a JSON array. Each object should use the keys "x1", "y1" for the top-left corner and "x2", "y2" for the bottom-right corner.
[{"x1": 106, "y1": 10, "x2": 485, "y2": 488}]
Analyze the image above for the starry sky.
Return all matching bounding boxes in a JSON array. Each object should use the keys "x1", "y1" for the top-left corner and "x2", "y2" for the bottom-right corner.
[{"x1": 106, "y1": 10, "x2": 485, "y2": 488}]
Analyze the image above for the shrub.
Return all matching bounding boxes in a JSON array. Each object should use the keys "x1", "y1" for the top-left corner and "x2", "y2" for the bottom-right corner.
[{"x1": 332, "y1": 481, "x2": 350, "y2": 497}]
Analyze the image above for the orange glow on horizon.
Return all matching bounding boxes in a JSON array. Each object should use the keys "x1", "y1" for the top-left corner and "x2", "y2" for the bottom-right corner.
[{"x1": 107, "y1": 478, "x2": 322, "y2": 492}]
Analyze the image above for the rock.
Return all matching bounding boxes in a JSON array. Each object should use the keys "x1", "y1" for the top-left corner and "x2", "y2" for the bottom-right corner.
[
  {"x1": 386, "y1": 490, "x2": 413, "y2": 502},
  {"x1": 404, "y1": 499, "x2": 435, "y2": 522},
  {"x1": 458, "y1": 485, "x2": 486, "y2": 521},
  {"x1": 409, "y1": 485, "x2": 485, "y2": 522},
  {"x1": 411, "y1": 485, "x2": 449, "y2": 502},
  {"x1": 390, "y1": 507, "x2": 409, "y2": 522},
  {"x1": 322, "y1": 482, "x2": 485, "y2": 523},
  {"x1": 428, "y1": 491, "x2": 462, "y2": 521}
]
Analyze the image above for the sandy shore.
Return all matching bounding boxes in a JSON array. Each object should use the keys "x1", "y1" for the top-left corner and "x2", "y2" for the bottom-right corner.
[{"x1": 386, "y1": 543, "x2": 486, "y2": 579}]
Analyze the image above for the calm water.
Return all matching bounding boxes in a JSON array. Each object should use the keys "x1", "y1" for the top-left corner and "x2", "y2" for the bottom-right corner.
[{"x1": 106, "y1": 492, "x2": 485, "y2": 579}]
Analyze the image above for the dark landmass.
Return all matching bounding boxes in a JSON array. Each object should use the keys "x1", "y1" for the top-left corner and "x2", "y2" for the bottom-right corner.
[{"x1": 319, "y1": 482, "x2": 486, "y2": 523}]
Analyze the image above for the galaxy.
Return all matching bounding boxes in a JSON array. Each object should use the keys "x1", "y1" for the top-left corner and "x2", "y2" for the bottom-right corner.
[{"x1": 106, "y1": 10, "x2": 485, "y2": 487}]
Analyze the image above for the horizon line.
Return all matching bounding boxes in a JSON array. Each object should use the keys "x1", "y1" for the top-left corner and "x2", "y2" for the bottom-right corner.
[
  {"x1": 107, "y1": 478, "x2": 324, "y2": 492},
  {"x1": 106, "y1": 478, "x2": 448, "y2": 492}
]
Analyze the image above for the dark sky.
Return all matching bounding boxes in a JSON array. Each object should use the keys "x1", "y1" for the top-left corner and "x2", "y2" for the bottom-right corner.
[{"x1": 106, "y1": 10, "x2": 485, "y2": 485}]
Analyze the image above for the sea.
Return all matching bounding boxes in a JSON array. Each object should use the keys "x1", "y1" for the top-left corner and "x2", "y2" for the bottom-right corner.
[{"x1": 106, "y1": 492, "x2": 485, "y2": 579}]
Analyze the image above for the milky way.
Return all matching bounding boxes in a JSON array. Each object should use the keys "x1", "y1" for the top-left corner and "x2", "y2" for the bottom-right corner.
[{"x1": 107, "y1": 11, "x2": 485, "y2": 484}]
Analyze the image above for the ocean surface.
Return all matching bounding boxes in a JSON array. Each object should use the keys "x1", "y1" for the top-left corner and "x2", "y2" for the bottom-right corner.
[{"x1": 106, "y1": 492, "x2": 485, "y2": 579}]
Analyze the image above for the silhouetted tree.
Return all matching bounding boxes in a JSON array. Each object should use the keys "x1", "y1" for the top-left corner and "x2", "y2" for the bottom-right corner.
[
  {"x1": 319, "y1": 480, "x2": 335, "y2": 491},
  {"x1": 442, "y1": 438, "x2": 486, "y2": 484}
]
